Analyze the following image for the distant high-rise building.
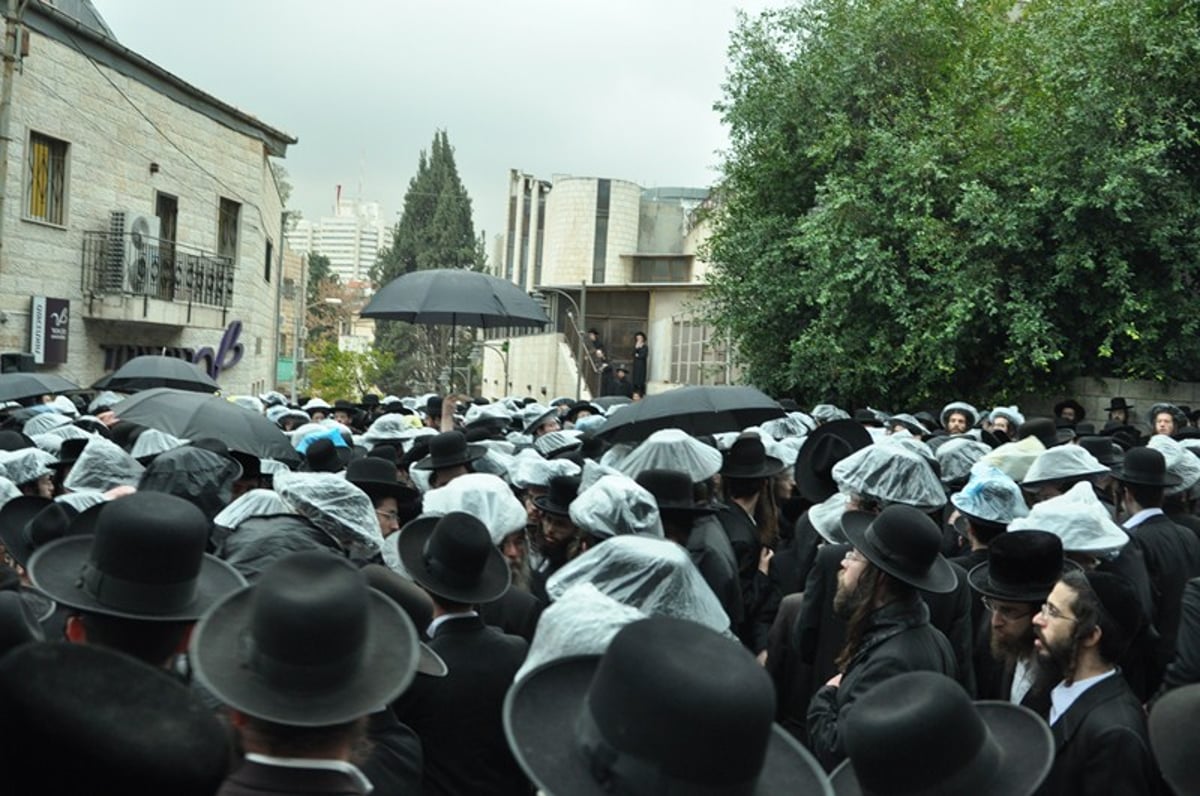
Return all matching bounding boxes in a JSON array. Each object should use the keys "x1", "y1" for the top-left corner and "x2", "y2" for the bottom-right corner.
[{"x1": 286, "y1": 197, "x2": 391, "y2": 284}]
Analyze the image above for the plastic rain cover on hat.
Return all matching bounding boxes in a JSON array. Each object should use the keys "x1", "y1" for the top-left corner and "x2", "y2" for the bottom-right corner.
[
  {"x1": 809, "y1": 492, "x2": 850, "y2": 543},
  {"x1": 811, "y1": 404, "x2": 850, "y2": 424},
  {"x1": 273, "y1": 471, "x2": 383, "y2": 560},
  {"x1": 228, "y1": 395, "x2": 264, "y2": 414},
  {"x1": 361, "y1": 414, "x2": 421, "y2": 446},
  {"x1": 533, "y1": 430, "x2": 583, "y2": 459},
  {"x1": 129, "y1": 429, "x2": 189, "y2": 461},
  {"x1": 138, "y1": 447, "x2": 240, "y2": 520},
  {"x1": 579, "y1": 459, "x2": 622, "y2": 491},
  {"x1": 1008, "y1": 482, "x2": 1127, "y2": 554},
  {"x1": 264, "y1": 405, "x2": 290, "y2": 425},
  {"x1": 213, "y1": 489, "x2": 291, "y2": 532},
  {"x1": 599, "y1": 443, "x2": 634, "y2": 471},
  {"x1": 408, "y1": 467, "x2": 433, "y2": 495},
  {"x1": 421, "y1": 473, "x2": 526, "y2": 546},
  {"x1": 546, "y1": 535, "x2": 730, "y2": 636},
  {"x1": 258, "y1": 390, "x2": 287, "y2": 407},
  {"x1": 465, "y1": 402, "x2": 512, "y2": 427},
  {"x1": 0, "y1": 448, "x2": 55, "y2": 486},
  {"x1": 936, "y1": 437, "x2": 993, "y2": 486},
  {"x1": 31, "y1": 425, "x2": 93, "y2": 455},
  {"x1": 989, "y1": 406, "x2": 1025, "y2": 427},
  {"x1": 88, "y1": 391, "x2": 124, "y2": 414},
  {"x1": 980, "y1": 435, "x2": 1046, "y2": 483},
  {"x1": 832, "y1": 439, "x2": 946, "y2": 511},
  {"x1": 62, "y1": 437, "x2": 144, "y2": 493},
  {"x1": 510, "y1": 449, "x2": 581, "y2": 490},
  {"x1": 1148, "y1": 435, "x2": 1200, "y2": 496},
  {"x1": 941, "y1": 401, "x2": 979, "y2": 428},
  {"x1": 21, "y1": 413, "x2": 71, "y2": 438},
  {"x1": 515, "y1": 582, "x2": 647, "y2": 681},
  {"x1": 48, "y1": 395, "x2": 79, "y2": 417},
  {"x1": 54, "y1": 489, "x2": 105, "y2": 514},
  {"x1": 478, "y1": 439, "x2": 516, "y2": 457},
  {"x1": 569, "y1": 473, "x2": 664, "y2": 541},
  {"x1": 0, "y1": 475, "x2": 20, "y2": 511},
  {"x1": 950, "y1": 464, "x2": 1029, "y2": 524},
  {"x1": 760, "y1": 412, "x2": 815, "y2": 440},
  {"x1": 616, "y1": 428, "x2": 723, "y2": 483},
  {"x1": 472, "y1": 447, "x2": 517, "y2": 483},
  {"x1": 1021, "y1": 445, "x2": 1110, "y2": 487}
]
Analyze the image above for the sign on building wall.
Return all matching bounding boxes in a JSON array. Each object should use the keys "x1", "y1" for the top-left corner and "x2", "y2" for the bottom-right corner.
[{"x1": 30, "y1": 297, "x2": 69, "y2": 365}]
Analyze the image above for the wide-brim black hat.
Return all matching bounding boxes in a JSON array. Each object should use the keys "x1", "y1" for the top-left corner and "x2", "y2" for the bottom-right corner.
[
  {"x1": 966, "y1": 531, "x2": 1079, "y2": 604},
  {"x1": 795, "y1": 419, "x2": 873, "y2": 504},
  {"x1": 397, "y1": 514, "x2": 511, "y2": 604},
  {"x1": 0, "y1": 495, "x2": 53, "y2": 567},
  {"x1": 505, "y1": 655, "x2": 832, "y2": 796},
  {"x1": 1105, "y1": 398, "x2": 1133, "y2": 412},
  {"x1": 842, "y1": 510, "x2": 957, "y2": 594},
  {"x1": 722, "y1": 434, "x2": 786, "y2": 480},
  {"x1": 189, "y1": 580, "x2": 419, "y2": 726},
  {"x1": 830, "y1": 702, "x2": 1053, "y2": 796},
  {"x1": 1110, "y1": 446, "x2": 1181, "y2": 487},
  {"x1": 411, "y1": 437, "x2": 487, "y2": 471},
  {"x1": 346, "y1": 454, "x2": 420, "y2": 502},
  {"x1": 1150, "y1": 682, "x2": 1200, "y2": 796},
  {"x1": 28, "y1": 536, "x2": 245, "y2": 622},
  {"x1": 1054, "y1": 399, "x2": 1086, "y2": 421}
]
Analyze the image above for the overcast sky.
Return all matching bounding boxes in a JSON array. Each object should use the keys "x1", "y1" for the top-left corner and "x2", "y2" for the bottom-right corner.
[{"x1": 92, "y1": 0, "x2": 786, "y2": 251}]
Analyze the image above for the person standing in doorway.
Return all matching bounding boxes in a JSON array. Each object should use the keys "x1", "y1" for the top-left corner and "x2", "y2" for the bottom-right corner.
[{"x1": 631, "y1": 331, "x2": 648, "y2": 395}]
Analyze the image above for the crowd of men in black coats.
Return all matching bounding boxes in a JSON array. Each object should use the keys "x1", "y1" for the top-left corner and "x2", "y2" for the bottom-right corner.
[{"x1": 1, "y1": 388, "x2": 1200, "y2": 795}]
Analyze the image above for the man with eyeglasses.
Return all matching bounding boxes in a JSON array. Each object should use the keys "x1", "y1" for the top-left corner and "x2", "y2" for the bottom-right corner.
[
  {"x1": 345, "y1": 456, "x2": 420, "y2": 540},
  {"x1": 1030, "y1": 569, "x2": 1156, "y2": 796},
  {"x1": 968, "y1": 531, "x2": 1073, "y2": 708}
]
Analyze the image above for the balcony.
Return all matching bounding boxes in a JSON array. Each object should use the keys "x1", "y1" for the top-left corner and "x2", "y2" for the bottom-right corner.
[{"x1": 80, "y1": 231, "x2": 234, "y2": 328}]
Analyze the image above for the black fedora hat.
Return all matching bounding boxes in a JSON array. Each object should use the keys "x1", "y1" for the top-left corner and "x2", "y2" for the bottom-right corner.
[
  {"x1": 830, "y1": 671, "x2": 1053, "y2": 796},
  {"x1": 795, "y1": 419, "x2": 873, "y2": 503},
  {"x1": 504, "y1": 616, "x2": 832, "y2": 796},
  {"x1": 28, "y1": 491, "x2": 245, "y2": 621},
  {"x1": 1111, "y1": 446, "x2": 1180, "y2": 487},
  {"x1": 0, "y1": 642, "x2": 233, "y2": 796},
  {"x1": 412, "y1": 430, "x2": 486, "y2": 471},
  {"x1": 533, "y1": 474, "x2": 581, "y2": 517},
  {"x1": 0, "y1": 589, "x2": 45, "y2": 654},
  {"x1": 841, "y1": 506, "x2": 957, "y2": 593},
  {"x1": 636, "y1": 469, "x2": 716, "y2": 516},
  {"x1": 0, "y1": 495, "x2": 52, "y2": 567},
  {"x1": 1150, "y1": 682, "x2": 1200, "y2": 796},
  {"x1": 565, "y1": 401, "x2": 601, "y2": 423},
  {"x1": 1054, "y1": 399, "x2": 1086, "y2": 422},
  {"x1": 190, "y1": 551, "x2": 420, "y2": 726},
  {"x1": 299, "y1": 436, "x2": 351, "y2": 473},
  {"x1": 52, "y1": 436, "x2": 89, "y2": 470},
  {"x1": 1078, "y1": 435, "x2": 1124, "y2": 467},
  {"x1": 1106, "y1": 397, "x2": 1133, "y2": 412},
  {"x1": 346, "y1": 456, "x2": 419, "y2": 503},
  {"x1": 967, "y1": 531, "x2": 1071, "y2": 603},
  {"x1": 722, "y1": 433, "x2": 785, "y2": 480},
  {"x1": 1017, "y1": 417, "x2": 1061, "y2": 448},
  {"x1": 361, "y1": 564, "x2": 448, "y2": 678},
  {"x1": 398, "y1": 512, "x2": 511, "y2": 605}
]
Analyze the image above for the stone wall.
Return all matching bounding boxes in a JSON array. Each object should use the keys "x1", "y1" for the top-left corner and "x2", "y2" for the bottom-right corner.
[{"x1": 1020, "y1": 377, "x2": 1200, "y2": 426}]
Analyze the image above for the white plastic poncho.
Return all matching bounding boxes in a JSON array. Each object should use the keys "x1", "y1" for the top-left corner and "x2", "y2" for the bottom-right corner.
[
  {"x1": 616, "y1": 428, "x2": 722, "y2": 483},
  {"x1": 421, "y1": 473, "x2": 526, "y2": 546},
  {"x1": 579, "y1": 459, "x2": 621, "y2": 491},
  {"x1": 515, "y1": 583, "x2": 647, "y2": 682},
  {"x1": 599, "y1": 443, "x2": 634, "y2": 471},
  {"x1": 0, "y1": 475, "x2": 21, "y2": 511},
  {"x1": 22, "y1": 413, "x2": 72, "y2": 438},
  {"x1": 832, "y1": 439, "x2": 946, "y2": 511},
  {"x1": 510, "y1": 449, "x2": 581, "y2": 490},
  {"x1": 546, "y1": 535, "x2": 730, "y2": 636},
  {"x1": 472, "y1": 447, "x2": 517, "y2": 483},
  {"x1": 0, "y1": 448, "x2": 56, "y2": 486},
  {"x1": 273, "y1": 471, "x2": 383, "y2": 560},
  {"x1": 1148, "y1": 435, "x2": 1200, "y2": 497},
  {"x1": 1007, "y1": 482, "x2": 1127, "y2": 555},
  {"x1": 63, "y1": 437, "x2": 144, "y2": 492},
  {"x1": 30, "y1": 425, "x2": 93, "y2": 455},
  {"x1": 569, "y1": 473, "x2": 663, "y2": 541},
  {"x1": 130, "y1": 429, "x2": 190, "y2": 461},
  {"x1": 213, "y1": 488, "x2": 292, "y2": 531}
]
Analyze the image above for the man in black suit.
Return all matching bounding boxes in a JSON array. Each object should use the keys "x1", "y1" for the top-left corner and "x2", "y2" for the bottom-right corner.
[
  {"x1": 1031, "y1": 570, "x2": 1158, "y2": 796},
  {"x1": 1114, "y1": 446, "x2": 1200, "y2": 689},
  {"x1": 394, "y1": 512, "x2": 531, "y2": 796}
]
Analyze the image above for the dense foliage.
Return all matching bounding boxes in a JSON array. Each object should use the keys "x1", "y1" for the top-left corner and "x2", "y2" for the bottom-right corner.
[{"x1": 705, "y1": 0, "x2": 1200, "y2": 407}]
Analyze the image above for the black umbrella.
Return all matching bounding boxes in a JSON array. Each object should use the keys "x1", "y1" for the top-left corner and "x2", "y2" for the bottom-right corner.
[
  {"x1": 92, "y1": 355, "x2": 220, "y2": 394},
  {"x1": 596, "y1": 385, "x2": 786, "y2": 444},
  {"x1": 591, "y1": 396, "x2": 632, "y2": 410},
  {"x1": 111, "y1": 388, "x2": 298, "y2": 464},
  {"x1": 0, "y1": 373, "x2": 80, "y2": 403},
  {"x1": 361, "y1": 269, "x2": 551, "y2": 385}
]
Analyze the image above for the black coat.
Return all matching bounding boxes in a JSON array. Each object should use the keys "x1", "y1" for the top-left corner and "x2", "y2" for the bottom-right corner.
[
  {"x1": 714, "y1": 502, "x2": 782, "y2": 653},
  {"x1": 631, "y1": 344, "x2": 648, "y2": 391},
  {"x1": 392, "y1": 615, "x2": 531, "y2": 796},
  {"x1": 1098, "y1": 542, "x2": 1160, "y2": 701},
  {"x1": 1161, "y1": 576, "x2": 1200, "y2": 693},
  {"x1": 360, "y1": 709, "x2": 423, "y2": 796},
  {"x1": 1130, "y1": 513, "x2": 1200, "y2": 677},
  {"x1": 687, "y1": 514, "x2": 744, "y2": 626},
  {"x1": 217, "y1": 760, "x2": 366, "y2": 796},
  {"x1": 1034, "y1": 674, "x2": 1159, "y2": 796},
  {"x1": 806, "y1": 595, "x2": 956, "y2": 770},
  {"x1": 478, "y1": 587, "x2": 545, "y2": 644}
]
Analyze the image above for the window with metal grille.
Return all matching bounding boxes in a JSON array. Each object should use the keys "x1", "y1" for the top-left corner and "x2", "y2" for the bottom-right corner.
[
  {"x1": 218, "y1": 198, "x2": 241, "y2": 261},
  {"x1": 26, "y1": 132, "x2": 68, "y2": 225}
]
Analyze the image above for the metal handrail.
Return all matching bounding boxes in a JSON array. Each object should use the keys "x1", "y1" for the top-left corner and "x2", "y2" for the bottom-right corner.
[
  {"x1": 563, "y1": 310, "x2": 603, "y2": 375},
  {"x1": 81, "y1": 231, "x2": 235, "y2": 308}
]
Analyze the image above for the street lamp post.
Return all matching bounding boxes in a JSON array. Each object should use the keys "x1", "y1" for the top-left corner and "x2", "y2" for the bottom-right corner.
[
  {"x1": 477, "y1": 340, "x2": 510, "y2": 396},
  {"x1": 290, "y1": 296, "x2": 342, "y2": 404},
  {"x1": 532, "y1": 281, "x2": 588, "y2": 400}
]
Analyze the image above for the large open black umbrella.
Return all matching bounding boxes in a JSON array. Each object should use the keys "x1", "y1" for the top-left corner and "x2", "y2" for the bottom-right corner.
[
  {"x1": 0, "y1": 373, "x2": 80, "y2": 403},
  {"x1": 111, "y1": 388, "x2": 298, "y2": 464},
  {"x1": 596, "y1": 385, "x2": 786, "y2": 444},
  {"x1": 361, "y1": 269, "x2": 550, "y2": 386},
  {"x1": 92, "y1": 355, "x2": 220, "y2": 393}
]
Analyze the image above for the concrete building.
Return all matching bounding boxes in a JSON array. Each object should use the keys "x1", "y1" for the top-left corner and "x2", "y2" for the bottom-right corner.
[
  {"x1": 482, "y1": 171, "x2": 733, "y2": 400},
  {"x1": 1, "y1": 0, "x2": 295, "y2": 395},
  {"x1": 285, "y1": 197, "x2": 390, "y2": 284}
]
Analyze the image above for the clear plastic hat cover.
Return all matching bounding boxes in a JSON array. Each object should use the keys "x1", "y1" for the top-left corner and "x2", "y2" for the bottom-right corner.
[
  {"x1": 273, "y1": 471, "x2": 383, "y2": 560},
  {"x1": 362, "y1": 414, "x2": 424, "y2": 445},
  {"x1": 229, "y1": 395, "x2": 264, "y2": 414},
  {"x1": 0, "y1": 475, "x2": 20, "y2": 510},
  {"x1": 213, "y1": 488, "x2": 292, "y2": 531},
  {"x1": 569, "y1": 473, "x2": 664, "y2": 541},
  {"x1": 616, "y1": 428, "x2": 722, "y2": 483},
  {"x1": 1007, "y1": 482, "x2": 1128, "y2": 554},
  {"x1": 22, "y1": 413, "x2": 72, "y2": 438},
  {"x1": 63, "y1": 437, "x2": 144, "y2": 492},
  {"x1": 515, "y1": 582, "x2": 647, "y2": 682},
  {"x1": 0, "y1": 447, "x2": 56, "y2": 487},
  {"x1": 832, "y1": 438, "x2": 946, "y2": 511},
  {"x1": 510, "y1": 448, "x2": 581, "y2": 490},
  {"x1": 421, "y1": 473, "x2": 526, "y2": 546},
  {"x1": 1148, "y1": 435, "x2": 1200, "y2": 496},
  {"x1": 546, "y1": 535, "x2": 731, "y2": 636},
  {"x1": 1022, "y1": 445, "x2": 1109, "y2": 486},
  {"x1": 980, "y1": 436, "x2": 1046, "y2": 483},
  {"x1": 935, "y1": 437, "x2": 993, "y2": 485},
  {"x1": 89, "y1": 391, "x2": 125, "y2": 414},
  {"x1": 811, "y1": 404, "x2": 851, "y2": 424},
  {"x1": 810, "y1": 492, "x2": 850, "y2": 543},
  {"x1": 30, "y1": 425, "x2": 93, "y2": 455},
  {"x1": 129, "y1": 429, "x2": 190, "y2": 461},
  {"x1": 949, "y1": 463, "x2": 1029, "y2": 524}
]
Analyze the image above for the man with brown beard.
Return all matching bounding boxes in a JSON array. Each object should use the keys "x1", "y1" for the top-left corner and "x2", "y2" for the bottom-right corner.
[
  {"x1": 529, "y1": 475, "x2": 583, "y2": 602},
  {"x1": 969, "y1": 531, "x2": 1072, "y2": 707},
  {"x1": 1030, "y1": 570, "x2": 1157, "y2": 796},
  {"x1": 806, "y1": 504, "x2": 958, "y2": 770}
]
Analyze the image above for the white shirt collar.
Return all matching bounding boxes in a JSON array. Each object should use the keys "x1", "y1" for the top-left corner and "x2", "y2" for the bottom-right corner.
[
  {"x1": 1048, "y1": 669, "x2": 1119, "y2": 725},
  {"x1": 244, "y1": 753, "x2": 373, "y2": 794},
  {"x1": 427, "y1": 609, "x2": 479, "y2": 638},
  {"x1": 1010, "y1": 656, "x2": 1035, "y2": 705},
  {"x1": 1123, "y1": 507, "x2": 1164, "y2": 530}
]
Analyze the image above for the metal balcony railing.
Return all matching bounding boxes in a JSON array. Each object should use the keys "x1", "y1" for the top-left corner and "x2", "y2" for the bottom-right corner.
[{"x1": 81, "y1": 231, "x2": 235, "y2": 309}]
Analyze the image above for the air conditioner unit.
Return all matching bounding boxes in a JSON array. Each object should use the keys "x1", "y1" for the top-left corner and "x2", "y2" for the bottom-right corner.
[{"x1": 106, "y1": 209, "x2": 161, "y2": 294}]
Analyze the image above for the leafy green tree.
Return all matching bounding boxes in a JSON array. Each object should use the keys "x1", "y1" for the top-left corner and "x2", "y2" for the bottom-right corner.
[
  {"x1": 705, "y1": 0, "x2": 1200, "y2": 407},
  {"x1": 306, "y1": 253, "x2": 341, "y2": 344},
  {"x1": 371, "y1": 131, "x2": 487, "y2": 394},
  {"x1": 306, "y1": 339, "x2": 394, "y2": 400}
]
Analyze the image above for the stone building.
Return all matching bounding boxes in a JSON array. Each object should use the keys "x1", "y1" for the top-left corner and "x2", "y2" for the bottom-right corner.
[{"x1": 1, "y1": 1, "x2": 295, "y2": 395}]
